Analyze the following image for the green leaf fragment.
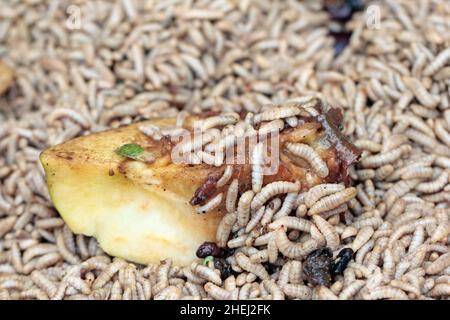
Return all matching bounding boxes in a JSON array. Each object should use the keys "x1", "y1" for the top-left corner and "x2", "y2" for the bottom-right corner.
[
  {"x1": 115, "y1": 143, "x2": 144, "y2": 159},
  {"x1": 203, "y1": 256, "x2": 214, "y2": 265}
]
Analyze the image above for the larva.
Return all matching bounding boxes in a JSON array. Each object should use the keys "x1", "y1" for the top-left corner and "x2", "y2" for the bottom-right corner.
[
  {"x1": 304, "y1": 184, "x2": 345, "y2": 208},
  {"x1": 435, "y1": 119, "x2": 450, "y2": 147},
  {"x1": 253, "y1": 105, "x2": 302, "y2": 124},
  {"x1": 191, "y1": 262, "x2": 222, "y2": 285},
  {"x1": 426, "y1": 253, "x2": 450, "y2": 275},
  {"x1": 225, "y1": 179, "x2": 239, "y2": 213},
  {"x1": 275, "y1": 228, "x2": 318, "y2": 259},
  {"x1": 312, "y1": 215, "x2": 340, "y2": 250},
  {"x1": 268, "y1": 216, "x2": 313, "y2": 232},
  {"x1": 363, "y1": 286, "x2": 408, "y2": 300},
  {"x1": 423, "y1": 47, "x2": 450, "y2": 76},
  {"x1": 273, "y1": 192, "x2": 298, "y2": 219},
  {"x1": 251, "y1": 181, "x2": 301, "y2": 210},
  {"x1": 395, "y1": 114, "x2": 435, "y2": 138},
  {"x1": 428, "y1": 284, "x2": 450, "y2": 297},
  {"x1": 351, "y1": 226, "x2": 374, "y2": 252},
  {"x1": 262, "y1": 280, "x2": 285, "y2": 300},
  {"x1": 415, "y1": 170, "x2": 448, "y2": 193},
  {"x1": 251, "y1": 142, "x2": 265, "y2": 193},
  {"x1": 339, "y1": 280, "x2": 365, "y2": 300},
  {"x1": 258, "y1": 119, "x2": 285, "y2": 136},
  {"x1": 260, "y1": 198, "x2": 282, "y2": 226},
  {"x1": 216, "y1": 212, "x2": 237, "y2": 248},
  {"x1": 285, "y1": 142, "x2": 329, "y2": 178},
  {"x1": 401, "y1": 166, "x2": 433, "y2": 180},
  {"x1": 204, "y1": 282, "x2": 232, "y2": 300},
  {"x1": 308, "y1": 187, "x2": 357, "y2": 216},
  {"x1": 283, "y1": 284, "x2": 312, "y2": 300},
  {"x1": 235, "y1": 252, "x2": 269, "y2": 280},
  {"x1": 196, "y1": 192, "x2": 223, "y2": 214},
  {"x1": 354, "y1": 139, "x2": 382, "y2": 153},
  {"x1": 403, "y1": 76, "x2": 440, "y2": 109},
  {"x1": 237, "y1": 190, "x2": 255, "y2": 227},
  {"x1": 361, "y1": 144, "x2": 411, "y2": 168},
  {"x1": 199, "y1": 113, "x2": 239, "y2": 131},
  {"x1": 245, "y1": 206, "x2": 266, "y2": 233}
]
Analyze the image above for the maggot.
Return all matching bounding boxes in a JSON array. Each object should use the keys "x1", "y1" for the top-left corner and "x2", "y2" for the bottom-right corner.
[
  {"x1": 253, "y1": 105, "x2": 302, "y2": 124},
  {"x1": 361, "y1": 145, "x2": 411, "y2": 168},
  {"x1": 275, "y1": 228, "x2": 319, "y2": 259},
  {"x1": 235, "y1": 252, "x2": 269, "y2": 280},
  {"x1": 196, "y1": 192, "x2": 223, "y2": 214},
  {"x1": 308, "y1": 187, "x2": 357, "y2": 216},
  {"x1": 216, "y1": 212, "x2": 237, "y2": 248},
  {"x1": 237, "y1": 190, "x2": 255, "y2": 227},
  {"x1": 285, "y1": 142, "x2": 329, "y2": 178},
  {"x1": 251, "y1": 181, "x2": 301, "y2": 210},
  {"x1": 304, "y1": 184, "x2": 345, "y2": 208},
  {"x1": 312, "y1": 215, "x2": 340, "y2": 250},
  {"x1": 251, "y1": 142, "x2": 265, "y2": 193},
  {"x1": 225, "y1": 179, "x2": 239, "y2": 213}
]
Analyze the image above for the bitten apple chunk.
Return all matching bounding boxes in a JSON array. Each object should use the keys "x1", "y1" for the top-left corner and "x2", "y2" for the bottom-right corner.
[{"x1": 40, "y1": 117, "x2": 225, "y2": 266}]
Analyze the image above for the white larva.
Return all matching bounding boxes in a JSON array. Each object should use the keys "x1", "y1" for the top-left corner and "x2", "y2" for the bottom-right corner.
[
  {"x1": 415, "y1": 170, "x2": 449, "y2": 194},
  {"x1": 245, "y1": 206, "x2": 265, "y2": 233},
  {"x1": 258, "y1": 119, "x2": 284, "y2": 136},
  {"x1": 196, "y1": 192, "x2": 223, "y2": 214},
  {"x1": 361, "y1": 145, "x2": 411, "y2": 168},
  {"x1": 191, "y1": 262, "x2": 222, "y2": 286},
  {"x1": 216, "y1": 212, "x2": 237, "y2": 248},
  {"x1": 251, "y1": 181, "x2": 301, "y2": 210},
  {"x1": 312, "y1": 215, "x2": 340, "y2": 250},
  {"x1": 251, "y1": 142, "x2": 265, "y2": 193},
  {"x1": 363, "y1": 286, "x2": 408, "y2": 300},
  {"x1": 273, "y1": 192, "x2": 298, "y2": 219},
  {"x1": 260, "y1": 198, "x2": 282, "y2": 226},
  {"x1": 308, "y1": 187, "x2": 357, "y2": 216},
  {"x1": 283, "y1": 284, "x2": 312, "y2": 300},
  {"x1": 225, "y1": 179, "x2": 239, "y2": 213},
  {"x1": 304, "y1": 184, "x2": 345, "y2": 208},
  {"x1": 235, "y1": 252, "x2": 270, "y2": 280},
  {"x1": 275, "y1": 227, "x2": 319, "y2": 259},
  {"x1": 268, "y1": 216, "x2": 313, "y2": 232},
  {"x1": 403, "y1": 76, "x2": 440, "y2": 109},
  {"x1": 339, "y1": 280, "x2": 365, "y2": 300},
  {"x1": 237, "y1": 190, "x2": 255, "y2": 227},
  {"x1": 351, "y1": 226, "x2": 374, "y2": 252},
  {"x1": 285, "y1": 142, "x2": 329, "y2": 178},
  {"x1": 253, "y1": 105, "x2": 302, "y2": 124},
  {"x1": 426, "y1": 253, "x2": 450, "y2": 275},
  {"x1": 423, "y1": 47, "x2": 450, "y2": 76}
]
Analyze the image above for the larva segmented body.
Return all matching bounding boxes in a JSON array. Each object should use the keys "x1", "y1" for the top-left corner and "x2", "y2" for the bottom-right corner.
[
  {"x1": 312, "y1": 215, "x2": 339, "y2": 250},
  {"x1": 237, "y1": 190, "x2": 255, "y2": 227},
  {"x1": 253, "y1": 104, "x2": 304, "y2": 124},
  {"x1": 268, "y1": 216, "x2": 313, "y2": 232},
  {"x1": 275, "y1": 228, "x2": 319, "y2": 259},
  {"x1": 251, "y1": 142, "x2": 265, "y2": 193},
  {"x1": 251, "y1": 181, "x2": 301, "y2": 210},
  {"x1": 308, "y1": 187, "x2": 357, "y2": 216},
  {"x1": 216, "y1": 212, "x2": 237, "y2": 248},
  {"x1": 196, "y1": 192, "x2": 223, "y2": 214},
  {"x1": 304, "y1": 184, "x2": 345, "y2": 208},
  {"x1": 235, "y1": 252, "x2": 269, "y2": 280},
  {"x1": 361, "y1": 145, "x2": 411, "y2": 168},
  {"x1": 225, "y1": 179, "x2": 239, "y2": 213},
  {"x1": 285, "y1": 142, "x2": 329, "y2": 178},
  {"x1": 283, "y1": 284, "x2": 312, "y2": 300}
]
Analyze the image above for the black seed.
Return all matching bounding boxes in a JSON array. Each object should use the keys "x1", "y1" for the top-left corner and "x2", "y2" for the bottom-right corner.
[
  {"x1": 303, "y1": 247, "x2": 333, "y2": 287},
  {"x1": 196, "y1": 242, "x2": 221, "y2": 258},
  {"x1": 331, "y1": 248, "x2": 354, "y2": 276},
  {"x1": 213, "y1": 258, "x2": 234, "y2": 279}
]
